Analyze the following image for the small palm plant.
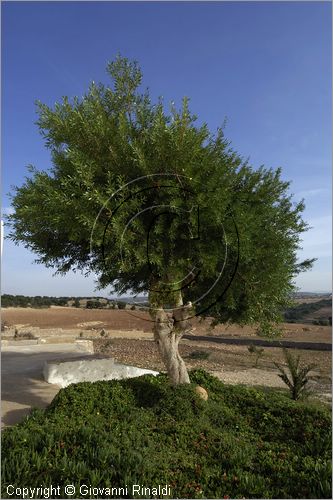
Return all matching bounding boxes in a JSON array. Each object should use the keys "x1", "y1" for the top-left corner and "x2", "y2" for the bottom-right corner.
[{"x1": 274, "y1": 348, "x2": 317, "y2": 400}]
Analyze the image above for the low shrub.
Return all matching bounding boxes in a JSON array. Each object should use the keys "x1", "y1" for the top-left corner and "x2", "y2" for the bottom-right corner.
[
  {"x1": 14, "y1": 330, "x2": 36, "y2": 339},
  {"x1": 117, "y1": 301, "x2": 127, "y2": 309},
  {"x1": 247, "y1": 345, "x2": 265, "y2": 367},
  {"x1": 1, "y1": 319, "x2": 8, "y2": 331},
  {"x1": 86, "y1": 300, "x2": 103, "y2": 309},
  {"x1": 256, "y1": 320, "x2": 282, "y2": 337},
  {"x1": 1, "y1": 371, "x2": 331, "y2": 499},
  {"x1": 187, "y1": 350, "x2": 210, "y2": 360}
]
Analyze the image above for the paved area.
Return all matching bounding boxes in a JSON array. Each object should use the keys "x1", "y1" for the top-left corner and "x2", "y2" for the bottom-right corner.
[{"x1": 1, "y1": 343, "x2": 87, "y2": 427}]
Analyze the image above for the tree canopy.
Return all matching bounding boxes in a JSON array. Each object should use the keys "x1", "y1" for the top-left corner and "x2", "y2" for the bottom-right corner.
[{"x1": 7, "y1": 55, "x2": 315, "y2": 352}]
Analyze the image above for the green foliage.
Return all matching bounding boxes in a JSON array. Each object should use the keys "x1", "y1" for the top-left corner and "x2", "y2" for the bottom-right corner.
[
  {"x1": 312, "y1": 319, "x2": 329, "y2": 326},
  {"x1": 256, "y1": 320, "x2": 283, "y2": 338},
  {"x1": 6, "y1": 55, "x2": 315, "y2": 328},
  {"x1": 1, "y1": 371, "x2": 331, "y2": 499},
  {"x1": 274, "y1": 349, "x2": 317, "y2": 400},
  {"x1": 117, "y1": 301, "x2": 126, "y2": 309},
  {"x1": 86, "y1": 299, "x2": 103, "y2": 309},
  {"x1": 247, "y1": 345, "x2": 265, "y2": 367},
  {"x1": 1, "y1": 294, "x2": 69, "y2": 308},
  {"x1": 187, "y1": 350, "x2": 210, "y2": 360},
  {"x1": 1, "y1": 294, "x2": 115, "y2": 309}
]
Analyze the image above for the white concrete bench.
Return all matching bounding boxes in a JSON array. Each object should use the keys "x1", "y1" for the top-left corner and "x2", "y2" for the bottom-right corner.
[{"x1": 43, "y1": 355, "x2": 158, "y2": 388}]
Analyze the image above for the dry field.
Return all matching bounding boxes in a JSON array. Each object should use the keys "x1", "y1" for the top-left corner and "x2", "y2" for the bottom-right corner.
[
  {"x1": 2, "y1": 306, "x2": 331, "y2": 342},
  {"x1": 2, "y1": 306, "x2": 153, "y2": 332}
]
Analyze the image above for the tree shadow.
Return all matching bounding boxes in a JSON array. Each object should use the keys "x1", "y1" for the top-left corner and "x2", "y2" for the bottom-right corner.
[
  {"x1": 1, "y1": 348, "x2": 85, "y2": 427},
  {"x1": 125, "y1": 376, "x2": 166, "y2": 408}
]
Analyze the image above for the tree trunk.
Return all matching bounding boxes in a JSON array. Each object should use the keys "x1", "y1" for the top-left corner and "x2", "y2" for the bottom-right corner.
[{"x1": 149, "y1": 288, "x2": 193, "y2": 385}]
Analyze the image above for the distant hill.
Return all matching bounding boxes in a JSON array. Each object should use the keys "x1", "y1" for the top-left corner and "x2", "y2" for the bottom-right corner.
[
  {"x1": 292, "y1": 292, "x2": 332, "y2": 304},
  {"x1": 0, "y1": 294, "x2": 146, "y2": 309},
  {"x1": 1, "y1": 294, "x2": 111, "y2": 308},
  {"x1": 284, "y1": 297, "x2": 332, "y2": 325}
]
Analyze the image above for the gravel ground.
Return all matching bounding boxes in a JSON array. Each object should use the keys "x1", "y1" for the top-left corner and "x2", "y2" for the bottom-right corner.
[{"x1": 93, "y1": 338, "x2": 332, "y2": 401}]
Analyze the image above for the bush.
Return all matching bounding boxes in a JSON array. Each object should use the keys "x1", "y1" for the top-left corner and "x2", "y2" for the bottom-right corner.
[
  {"x1": 318, "y1": 319, "x2": 329, "y2": 326},
  {"x1": 313, "y1": 319, "x2": 330, "y2": 326},
  {"x1": 1, "y1": 371, "x2": 331, "y2": 499},
  {"x1": 86, "y1": 300, "x2": 102, "y2": 309},
  {"x1": 14, "y1": 331, "x2": 35, "y2": 340},
  {"x1": 256, "y1": 320, "x2": 282, "y2": 338},
  {"x1": 247, "y1": 345, "x2": 265, "y2": 367},
  {"x1": 187, "y1": 350, "x2": 210, "y2": 360}
]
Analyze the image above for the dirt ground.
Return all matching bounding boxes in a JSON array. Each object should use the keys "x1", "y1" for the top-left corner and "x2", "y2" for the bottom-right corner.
[
  {"x1": 92, "y1": 338, "x2": 332, "y2": 396},
  {"x1": 2, "y1": 307, "x2": 153, "y2": 332},
  {"x1": 2, "y1": 307, "x2": 331, "y2": 402},
  {"x1": 2, "y1": 306, "x2": 331, "y2": 343}
]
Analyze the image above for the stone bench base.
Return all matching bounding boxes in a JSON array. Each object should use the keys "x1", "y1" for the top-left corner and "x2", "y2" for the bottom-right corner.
[{"x1": 43, "y1": 356, "x2": 158, "y2": 388}]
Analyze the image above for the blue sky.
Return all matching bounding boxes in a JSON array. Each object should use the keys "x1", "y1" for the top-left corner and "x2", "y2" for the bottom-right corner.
[{"x1": 2, "y1": 0, "x2": 332, "y2": 296}]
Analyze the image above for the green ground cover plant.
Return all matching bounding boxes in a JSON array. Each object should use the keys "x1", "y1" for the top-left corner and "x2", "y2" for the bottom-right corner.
[{"x1": 1, "y1": 370, "x2": 331, "y2": 499}]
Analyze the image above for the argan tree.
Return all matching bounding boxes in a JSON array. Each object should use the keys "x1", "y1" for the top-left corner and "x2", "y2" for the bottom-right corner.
[{"x1": 7, "y1": 56, "x2": 314, "y2": 384}]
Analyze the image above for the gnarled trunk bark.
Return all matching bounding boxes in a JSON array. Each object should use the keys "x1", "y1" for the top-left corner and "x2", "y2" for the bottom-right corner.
[{"x1": 149, "y1": 288, "x2": 193, "y2": 385}]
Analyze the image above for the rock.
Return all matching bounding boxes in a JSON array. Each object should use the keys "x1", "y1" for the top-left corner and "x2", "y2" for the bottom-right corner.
[{"x1": 195, "y1": 385, "x2": 208, "y2": 401}]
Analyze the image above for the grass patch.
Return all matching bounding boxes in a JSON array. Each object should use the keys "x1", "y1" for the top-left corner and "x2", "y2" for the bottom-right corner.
[{"x1": 1, "y1": 370, "x2": 331, "y2": 499}]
